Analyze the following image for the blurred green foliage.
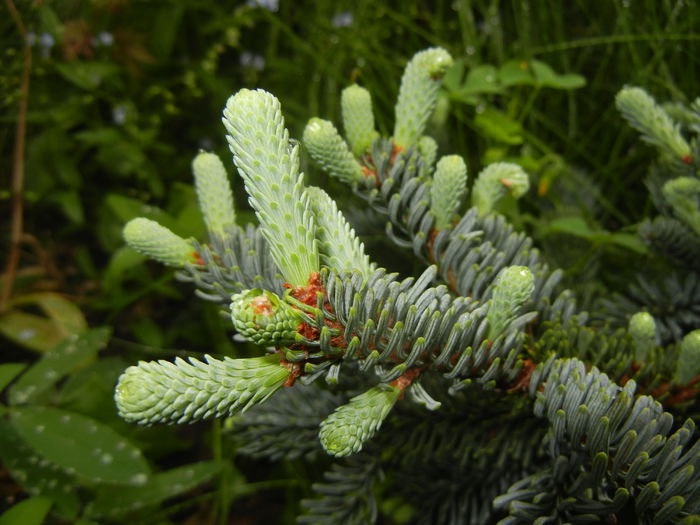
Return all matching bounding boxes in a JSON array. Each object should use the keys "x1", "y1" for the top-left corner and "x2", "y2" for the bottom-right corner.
[{"x1": 1, "y1": 0, "x2": 699, "y2": 522}]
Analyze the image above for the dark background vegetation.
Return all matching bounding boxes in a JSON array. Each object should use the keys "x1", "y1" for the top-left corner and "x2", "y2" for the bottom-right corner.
[{"x1": 1, "y1": 0, "x2": 699, "y2": 523}]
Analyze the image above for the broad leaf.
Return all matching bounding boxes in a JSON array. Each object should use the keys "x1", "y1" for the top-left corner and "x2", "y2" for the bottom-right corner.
[
  {"x1": 9, "y1": 327, "x2": 110, "y2": 405},
  {"x1": 88, "y1": 461, "x2": 222, "y2": 518},
  {"x1": 10, "y1": 406, "x2": 150, "y2": 485},
  {"x1": 0, "y1": 497, "x2": 52, "y2": 525},
  {"x1": 0, "y1": 420, "x2": 80, "y2": 519}
]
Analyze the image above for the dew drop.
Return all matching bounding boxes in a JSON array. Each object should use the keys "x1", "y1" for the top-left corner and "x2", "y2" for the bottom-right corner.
[
  {"x1": 100, "y1": 453, "x2": 113, "y2": 465},
  {"x1": 130, "y1": 473, "x2": 147, "y2": 485},
  {"x1": 35, "y1": 424, "x2": 45, "y2": 434}
]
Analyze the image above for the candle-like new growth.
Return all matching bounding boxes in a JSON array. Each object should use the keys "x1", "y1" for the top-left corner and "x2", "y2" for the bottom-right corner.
[
  {"x1": 430, "y1": 155, "x2": 468, "y2": 229},
  {"x1": 662, "y1": 177, "x2": 700, "y2": 235},
  {"x1": 393, "y1": 47, "x2": 453, "y2": 149},
  {"x1": 472, "y1": 162, "x2": 530, "y2": 216},
  {"x1": 123, "y1": 218, "x2": 197, "y2": 267},
  {"x1": 486, "y1": 266, "x2": 534, "y2": 339},
  {"x1": 305, "y1": 186, "x2": 374, "y2": 279},
  {"x1": 616, "y1": 86, "x2": 691, "y2": 160},
  {"x1": 230, "y1": 289, "x2": 306, "y2": 346},
  {"x1": 629, "y1": 312, "x2": 656, "y2": 363},
  {"x1": 341, "y1": 84, "x2": 376, "y2": 156},
  {"x1": 418, "y1": 135, "x2": 438, "y2": 177},
  {"x1": 319, "y1": 383, "x2": 401, "y2": 457},
  {"x1": 192, "y1": 152, "x2": 236, "y2": 236},
  {"x1": 223, "y1": 88, "x2": 318, "y2": 287},
  {"x1": 114, "y1": 353, "x2": 291, "y2": 424},
  {"x1": 303, "y1": 118, "x2": 365, "y2": 185},
  {"x1": 675, "y1": 330, "x2": 700, "y2": 385}
]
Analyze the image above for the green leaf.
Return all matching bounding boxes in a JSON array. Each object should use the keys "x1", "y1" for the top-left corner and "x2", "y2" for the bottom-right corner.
[
  {"x1": 88, "y1": 461, "x2": 222, "y2": 518},
  {"x1": 102, "y1": 247, "x2": 146, "y2": 293},
  {"x1": 540, "y1": 216, "x2": 596, "y2": 239},
  {"x1": 499, "y1": 60, "x2": 535, "y2": 87},
  {"x1": 474, "y1": 108, "x2": 523, "y2": 145},
  {"x1": 37, "y1": 4, "x2": 63, "y2": 36},
  {"x1": 442, "y1": 60, "x2": 465, "y2": 92},
  {"x1": 55, "y1": 62, "x2": 119, "y2": 91},
  {"x1": 606, "y1": 233, "x2": 648, "y2": 254},
  {"x1": 459, "y1": 65, "x2": 504, "y2": 96},
  {"x1": 50, "y1": 190, "x2": 84, "y2": 224},
  {"x1": 0, "y1": 420, "x2": 80, "y2": 519},
  {"x1": 0, "y1": 496, "x2": 52, "y2": 525},
  {"x1": 10, "y1": 406, "x2": 150, "y2": 485},
  {"x1": 57, "y1": 357, "x2": 128, "y2": 416},
  {"x1": 0, "y1": 364, "x2": 27, "y2": 394},
  {"x1": 11, "y1": 293, "x2": 87, "y2": 336},
  {"x1": 0, "y1": 311, "x2": 64, "y2": 353},
  {"x1": 104, "y1": 194, "x2": 182, "y2": 235},
  {"x1": 531, "y1": 60, "x2": 586, "y2": 89},
  {"x1": 540, "y1": 217, "x2": 647, "y2": 253},
  {"x1": 9, "y1": 327, "x2": 111, "y2": 405}
]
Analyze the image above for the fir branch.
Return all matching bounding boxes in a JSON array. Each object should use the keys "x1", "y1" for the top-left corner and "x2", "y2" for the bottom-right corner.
[
  {"x1": 662, "y1": 177, "x2": 700, "y2": 236},
  {"x1": 600, "y1": 271, "x2": 700, "y2": 344},
  {"x1": 616, "y1": 86, "x2": 692, "y2": 162},
  {"x1": 223, "y1": 88, "x2": 318, "y2": 286},
  {"x1": 298, "y1": 454, "x2": 382, "y2": 525},
  {"x1": 639, "y1": 215, "x2": 700, "y2": 269},
  {"x1": 176, "y1": 223, "x2": 283, "y2": 304},
  {"x1": 233, "y1": 383, "x2": 341, "y2": 461}
]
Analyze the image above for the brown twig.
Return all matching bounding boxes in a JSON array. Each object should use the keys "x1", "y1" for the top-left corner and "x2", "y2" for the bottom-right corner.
[{"x1": 1, "y1": 0, "x2": 32, "y2": 312}]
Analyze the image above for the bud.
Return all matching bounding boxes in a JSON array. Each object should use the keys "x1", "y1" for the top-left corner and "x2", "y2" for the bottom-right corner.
[
  {"x1": 115, "y1": 353, "x2": 291, "y2": 424},
  {"x1": 430, "y1": 155, "x2": 468, "y2": 229},
  {"x1": 123, "y1": 218, "x2": 196, "y2": 267},
  {"x1": 319, "y1": 383, "x2": 401, "y2": 457},
  {"x1": 487, "y1": 266, "x2": 535, "y2": 339},
  {"x1": 628, "y1": 312, "x2": 656, "y2": 362},
  {"x1": 675, "y1": 330, "x2": 700, "y2": 385},
  {"x1": 341, "y1": 84, "x2": 376, "y2": 156},
  {"x1": 230, "y1": 289, "x2": 306, "y2": 345},
  {"x1": 192, "y1": 152, "x2": 236, "y2": 236},
  {"x1": 303, "y1": 118, "x2": 364, "y2": 185},
  {"x1": 393, "y1": 47, "x2": 453, "y2": 149},
  {"x1": 472, "y1": 162, "x2": 530, "y2": 216}
]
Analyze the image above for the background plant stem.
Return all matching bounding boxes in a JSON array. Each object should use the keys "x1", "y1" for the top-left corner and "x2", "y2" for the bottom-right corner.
[{"x1": 2, "y1": 0, "x2": 31, "y2": 312}]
